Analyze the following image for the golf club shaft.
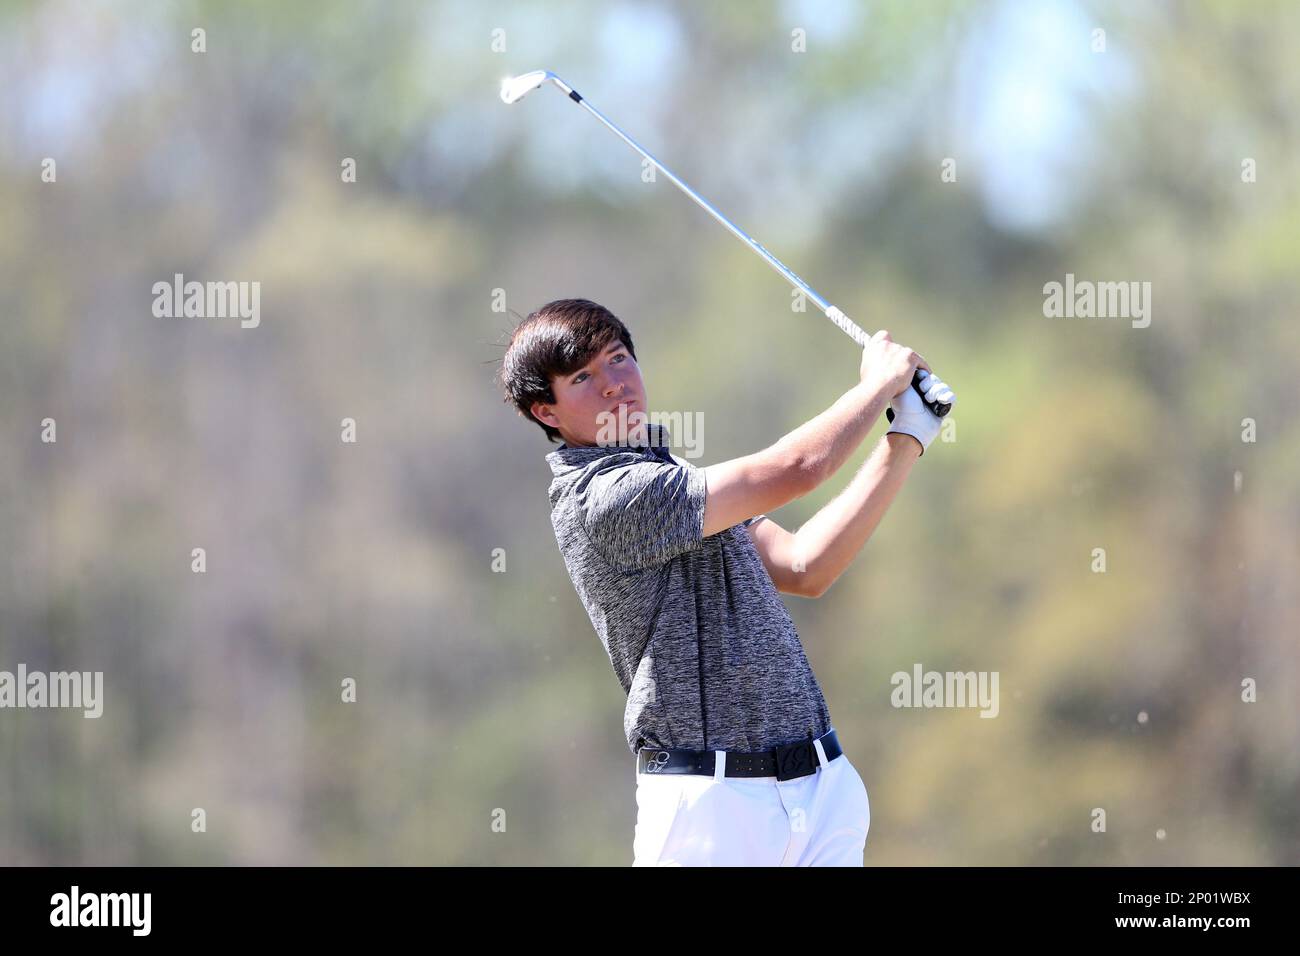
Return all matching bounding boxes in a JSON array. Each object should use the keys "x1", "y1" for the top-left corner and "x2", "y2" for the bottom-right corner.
[
  {"x1": 566, "y1": 91, "x2": 865, "y2": 344},
  {"x1": 559, "y1": 81, "x2": 952, "y2": 419}
]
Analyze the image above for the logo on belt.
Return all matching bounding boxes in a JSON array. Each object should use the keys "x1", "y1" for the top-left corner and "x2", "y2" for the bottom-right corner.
[
  {"x1": 775, "y1": 741, "x2": 815, "y2": 778},
  {"x1": 643, "y1": 751, "x2": 671, "y2": 773}
]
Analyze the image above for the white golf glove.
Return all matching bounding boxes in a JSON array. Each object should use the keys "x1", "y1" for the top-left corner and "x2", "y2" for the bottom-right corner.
[{"x1": 885, "y1": 369, "x2": 955, "y2": 456}]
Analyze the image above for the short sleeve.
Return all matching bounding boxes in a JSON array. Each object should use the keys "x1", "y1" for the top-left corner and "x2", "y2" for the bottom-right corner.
[{"x1": 574, "y1": 458, "x2": 708, "y2": 571}]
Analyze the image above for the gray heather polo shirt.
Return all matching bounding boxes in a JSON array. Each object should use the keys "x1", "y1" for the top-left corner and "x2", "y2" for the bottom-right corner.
[{"x1": 545, "y1": 421, "x2": 833, "y2": 756}]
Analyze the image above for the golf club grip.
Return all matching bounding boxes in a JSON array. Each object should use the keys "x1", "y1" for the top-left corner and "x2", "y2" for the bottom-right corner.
[
  {"x1": 826, "y1": 307, "x2": 951, "y2": 421},
  {"x1": 885, "y1": 370, "x2": 952, "y2": 423}
]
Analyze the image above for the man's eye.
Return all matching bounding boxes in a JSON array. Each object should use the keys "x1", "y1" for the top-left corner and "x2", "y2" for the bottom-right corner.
[
  {"x1": 611, "y1": 353, "x2": 626, "y2": 363},
  {"x1": 573, "y1": 372, "x2": 587, "y2": 384}
]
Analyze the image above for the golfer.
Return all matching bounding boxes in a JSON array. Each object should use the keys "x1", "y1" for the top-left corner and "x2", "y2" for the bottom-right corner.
[{"x1": 499, "y1": 298, "x2": 954, "y2": 866}]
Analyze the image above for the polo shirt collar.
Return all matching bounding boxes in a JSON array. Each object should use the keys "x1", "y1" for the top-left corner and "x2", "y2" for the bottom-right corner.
[{"x1": 546, "y1": 422, "x2": 674, "y2": 474}]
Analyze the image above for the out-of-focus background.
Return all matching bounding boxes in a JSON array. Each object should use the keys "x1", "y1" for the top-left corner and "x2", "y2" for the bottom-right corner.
[{"x1": 1, "y1": 0, "x2": 1297, "y2": 865}]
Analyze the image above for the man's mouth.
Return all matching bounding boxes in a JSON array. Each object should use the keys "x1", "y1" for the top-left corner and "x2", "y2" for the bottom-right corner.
[{"x1": 608, "y1": 399, "x2": 639, "y2": 414}]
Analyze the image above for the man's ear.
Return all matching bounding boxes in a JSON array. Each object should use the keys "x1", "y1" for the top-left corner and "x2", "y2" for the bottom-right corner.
[{"x1": 530, "y1": 401, "x2": 558, "y2": 429}]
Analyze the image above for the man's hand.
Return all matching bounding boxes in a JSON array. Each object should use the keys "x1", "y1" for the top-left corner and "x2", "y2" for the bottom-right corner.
[
  {"x1": 859, "y1": 329, "x2": 929, "y2": 399},
  {"x1": 884, "y1": 368, "x2": 955, "y2": 456}
]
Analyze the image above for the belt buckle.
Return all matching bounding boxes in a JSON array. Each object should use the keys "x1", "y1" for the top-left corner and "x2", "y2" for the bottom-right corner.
[
  {"x1": 773, "y1": 739, "x2": 817, "y2": 781},
  {"x1": 640, "y1": 750, "x2": 673, "y2": 774}
]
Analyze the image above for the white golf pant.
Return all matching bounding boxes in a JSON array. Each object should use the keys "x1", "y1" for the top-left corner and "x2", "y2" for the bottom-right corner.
[{"x1": 632, "y1": 741, "x2": 871, "y2": 866}]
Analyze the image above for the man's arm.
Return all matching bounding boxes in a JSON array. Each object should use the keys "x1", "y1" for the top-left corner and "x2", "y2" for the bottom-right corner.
[
  {"x1": 700, "y1": 382, "x2": 893, "y2": 538},
  {"x1": 700, "y1": 330, "x2": 928, "y2": 539},
  {"x1": 747, "y1": 432, "x2": 922, "y2": 598}
]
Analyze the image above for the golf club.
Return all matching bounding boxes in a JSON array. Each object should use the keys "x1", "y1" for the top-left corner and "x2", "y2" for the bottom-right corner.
[{"x1": 500, "y1": 69, "x2": 953, "y2": 420}]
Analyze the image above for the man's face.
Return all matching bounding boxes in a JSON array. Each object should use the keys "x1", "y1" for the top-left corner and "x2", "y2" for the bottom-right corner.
[{"x1": 530, "y1": 339, "x2": 649, "y2": 448}]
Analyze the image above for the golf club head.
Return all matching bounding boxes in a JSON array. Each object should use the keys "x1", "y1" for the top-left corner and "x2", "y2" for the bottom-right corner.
[{"x1": 500, "y1": 70, "x2": 557, "y2": 104}]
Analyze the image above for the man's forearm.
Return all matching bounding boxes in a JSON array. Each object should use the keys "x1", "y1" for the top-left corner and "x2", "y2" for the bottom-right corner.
[
  {"x1": 794, "y1": 432, "x2": 922, "y2": 596},
  {"x1": 774, "y1": 383, "x2": 892, "y2": 487}
]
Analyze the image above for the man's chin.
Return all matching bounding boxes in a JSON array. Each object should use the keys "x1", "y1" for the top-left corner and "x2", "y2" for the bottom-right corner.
[{"x1": 593, "y1": 409, "x2": 649, "y2": 446}]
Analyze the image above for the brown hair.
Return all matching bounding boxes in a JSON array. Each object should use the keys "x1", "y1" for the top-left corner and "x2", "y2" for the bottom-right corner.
[{"x1": 497, "y1": 299, "x2": 638, "y2": 443}]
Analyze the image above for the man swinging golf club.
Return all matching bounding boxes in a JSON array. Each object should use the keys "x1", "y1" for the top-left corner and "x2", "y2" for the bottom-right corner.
[
  {"x1": 498, "y1": 299, "x2": 954, "y2": 865},
  {"x1": 496, "y1": 71, "x2": 955, "y2": 865}
]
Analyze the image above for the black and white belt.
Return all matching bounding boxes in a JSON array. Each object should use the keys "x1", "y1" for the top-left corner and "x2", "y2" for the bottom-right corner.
[{"x1": 636, "y1": 728, "x2": 843, "y2": 781}]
